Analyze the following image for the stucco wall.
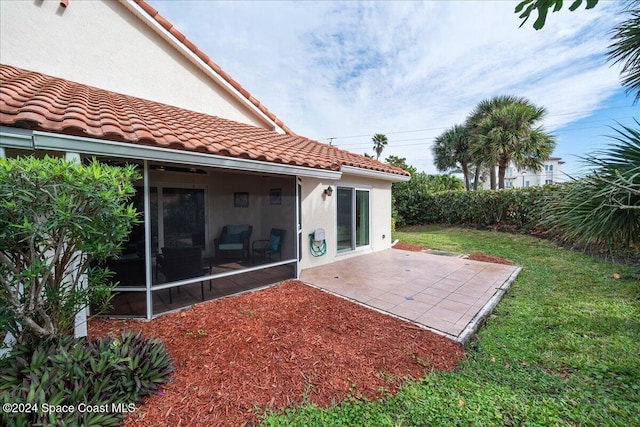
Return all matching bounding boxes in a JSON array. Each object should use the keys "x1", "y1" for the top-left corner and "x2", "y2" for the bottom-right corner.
[
  {"x1": 300, "y1": 175, "x2": 392, "y2": 270},
  {"x1": 0, "y1": 0, "x2": 269, "y2": 129}
]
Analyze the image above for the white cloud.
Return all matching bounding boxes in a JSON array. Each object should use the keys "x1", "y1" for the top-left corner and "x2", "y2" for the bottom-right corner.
[{"x1": 149, "y1": 0, "x2": 629, "y2": 174}]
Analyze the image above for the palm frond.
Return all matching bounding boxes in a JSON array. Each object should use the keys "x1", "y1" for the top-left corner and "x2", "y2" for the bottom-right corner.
[{"x1": 607, "y1": 2, "x2": 640, "y2": 102}]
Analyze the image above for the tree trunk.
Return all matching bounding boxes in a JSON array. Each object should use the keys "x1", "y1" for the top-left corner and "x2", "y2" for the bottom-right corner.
[
  {"x1": 498, "y1": 161, "x2": 507, "y2": 189},
  {"x1": 498, "y1": 157, "x2": 510, "y2": 189},
  {"x1": 462, "y1": 164, "x2": 470, "y2": 191},
  {"x1": 489, "y1": 163, "x2": 497, "y2": 190},
  {"x1": 473, "y1": 164, "x2": 481, "y2": 190}
]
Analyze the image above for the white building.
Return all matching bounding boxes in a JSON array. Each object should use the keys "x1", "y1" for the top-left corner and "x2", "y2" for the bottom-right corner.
[{"x1": 483, "y1": 157, "x2": 564, "y2": 189}]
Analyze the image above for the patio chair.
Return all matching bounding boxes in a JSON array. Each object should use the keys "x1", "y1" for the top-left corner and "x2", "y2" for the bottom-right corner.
[
  {"x1": 157, "y1": 246, "x2": 207, "y2": 302},
  {"x1": 214, "y1": 225, "x2": 253, "y2": 262},
  {"x1": 252, "y1": 228, "x2": 285, "y2": 262}
]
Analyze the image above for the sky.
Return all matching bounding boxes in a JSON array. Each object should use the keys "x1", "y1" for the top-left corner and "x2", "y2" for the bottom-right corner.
[{"x1": 148, "y1": 0, "x2": 638, "y2": 178}]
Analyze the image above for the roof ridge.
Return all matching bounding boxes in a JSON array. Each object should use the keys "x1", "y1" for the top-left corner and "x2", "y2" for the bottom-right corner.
[{"x1": 133, "y1": 0, "x2": 295, "y2": 136}]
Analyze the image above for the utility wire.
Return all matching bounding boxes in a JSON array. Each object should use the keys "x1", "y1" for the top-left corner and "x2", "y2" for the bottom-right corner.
[
  {"x1": 329, "y1": 115, "x2": 637, "y2": 149},
  {"x1": 318, "y1": 104, "x2": 637, "y2": 142}
]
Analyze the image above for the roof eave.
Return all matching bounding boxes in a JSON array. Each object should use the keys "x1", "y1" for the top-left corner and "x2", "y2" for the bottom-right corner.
[
  {"x1": 0, "y1": 126, "x2": 342, "y2": 180},
  {"x1": 340, "y1": 165, "x2": 410, "y2": 182}
]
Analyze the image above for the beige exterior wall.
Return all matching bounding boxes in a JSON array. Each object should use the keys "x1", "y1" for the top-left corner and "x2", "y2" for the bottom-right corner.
[
  {"x1": 299, "y1": 175, "x2": 393, "y2": 270},
  {"x1": 0, "y1": 0, "x2": 271, "y2": 129}
]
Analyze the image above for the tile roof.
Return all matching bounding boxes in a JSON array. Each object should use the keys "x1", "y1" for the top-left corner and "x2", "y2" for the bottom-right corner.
[
  {"x1": 133, "y1": 0, "x2": 295, "y2": 135},
  {"x1": 0, "y1": 65, "x2": 409, "y2": 178}
]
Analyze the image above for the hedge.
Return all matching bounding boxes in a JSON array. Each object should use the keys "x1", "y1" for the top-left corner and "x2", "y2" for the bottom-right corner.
[{"x1": 394, "y1": 185, "x2": 563, "y2": 231}]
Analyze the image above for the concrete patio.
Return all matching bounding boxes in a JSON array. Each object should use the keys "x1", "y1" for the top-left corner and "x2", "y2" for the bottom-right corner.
[{"x1": 300, "y1": 248, "x2": 521, "y2": 344}]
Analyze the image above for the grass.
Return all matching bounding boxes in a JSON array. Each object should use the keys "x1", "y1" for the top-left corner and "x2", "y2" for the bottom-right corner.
[{"x1": 260, "y1": 225, "x2": 640, "y2": 426}]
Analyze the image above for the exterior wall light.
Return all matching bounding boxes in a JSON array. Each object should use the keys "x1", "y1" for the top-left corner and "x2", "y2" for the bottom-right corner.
[{"x1": 324, "y1": 186, "x2": 333, "y2": 197}]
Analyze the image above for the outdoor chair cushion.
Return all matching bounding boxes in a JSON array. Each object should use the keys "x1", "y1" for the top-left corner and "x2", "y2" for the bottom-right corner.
[
  {"x1": 215, "y1": 224, "x2": 253, "y2": 261},
  {"x1": 218, "y1": 242, "x2": 244, "y2": 250},
  {"x1": 267, "y1": 234, "x2": 281, "y2": 251}
]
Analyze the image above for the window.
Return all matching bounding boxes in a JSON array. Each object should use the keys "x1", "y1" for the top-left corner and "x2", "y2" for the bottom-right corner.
[
  {"x1": 337, "y1": 187, "x2": 370, "y2": 252},
  {"x1": 506, "y1": 181, "x2": 513, "y2": 188},
  {"x1": 545, "y1": 179, "x2": 553, "y2": 184},
  {"x1": 545, "y1": 164, "x2": 554, "y2": 171},
  {"x1": 506, "y1": 167, "x2": 513, "y2": 177},
  {"x1": 525, "y1": 181, "x2": 530, "y2": 187}
]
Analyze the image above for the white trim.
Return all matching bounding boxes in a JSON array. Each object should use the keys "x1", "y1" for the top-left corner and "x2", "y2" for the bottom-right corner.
[
  {"x1": 0, "y1": 128, "x2": 343, "y2": 179},
  {"x1": 121, "y1": 0, "x2": 284, "y2": 133},
  {"x1": 143, "y1": 160, "x2": 153, "y2": 320},
  {"x1": 340, "y1": 165, "x2": 410, "y2": 182}
]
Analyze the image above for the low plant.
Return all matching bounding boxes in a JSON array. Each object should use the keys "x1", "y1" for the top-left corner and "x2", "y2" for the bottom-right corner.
[{"x1": 0, "y1": 330, "x2": 173, "y2": 427}]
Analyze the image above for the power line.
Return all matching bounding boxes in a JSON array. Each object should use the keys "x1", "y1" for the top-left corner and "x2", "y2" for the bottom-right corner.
[
  {"x1": 318, "y1": 104, "x2": 637, "y2": 142},
  {"x1": 329, "y1": 115, "x2": 637, "y2": 149}
]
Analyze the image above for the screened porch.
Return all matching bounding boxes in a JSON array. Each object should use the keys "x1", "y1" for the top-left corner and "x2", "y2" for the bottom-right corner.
[{"x1": 95, "y1": 158, "x2": 299, "y2": 318}]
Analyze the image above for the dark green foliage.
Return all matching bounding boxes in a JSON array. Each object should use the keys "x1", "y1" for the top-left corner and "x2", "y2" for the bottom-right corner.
[
  {"x1": 545, "y1": 121, "x2": 640, "y2": 253},
  {"x1": 392, "y1": 173, "x2": 465, "y2": 227},
  {"x1": 516, "y1": 0, "x2": 599, "y2": 30},
  {"x1": 394, "y1": 184, "x2": 560, "y2": 230},
  {"x1": 0, "y1": 155, "x2": 139, "y2": 346},
  {"x1": 608, "y1": 1, "x2": 640, "y2": 102},
  {"x1": 0, "y1": 331, "x2": 173, "y2": 427}
]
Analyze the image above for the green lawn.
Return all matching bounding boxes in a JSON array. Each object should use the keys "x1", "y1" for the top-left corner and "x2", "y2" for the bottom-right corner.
[{"x1": 261, "y1": 225, "x2": 640, "y2": 426}]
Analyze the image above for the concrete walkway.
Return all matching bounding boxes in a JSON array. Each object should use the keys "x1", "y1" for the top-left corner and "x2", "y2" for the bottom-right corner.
[{"x1": 300, "y1": 249, "x2": 521, "y2": 344}]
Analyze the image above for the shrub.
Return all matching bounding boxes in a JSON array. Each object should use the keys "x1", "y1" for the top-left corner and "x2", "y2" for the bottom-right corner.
[
  {"x1": 0, "y1": 156, "x2": 139, "y2": 347},
  {"x1": 545, "y1": 121, "x2": 640, "y2": 254},
  {"x1": 394, "y1": 185, "x2": 562, "y2": 231},
  {"x1": 0, "y1": 331, "x2": 173, "y2": 427}
]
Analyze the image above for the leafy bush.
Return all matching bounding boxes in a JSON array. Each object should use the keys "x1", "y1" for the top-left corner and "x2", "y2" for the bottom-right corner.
[
  {"x1": 0, "y1": 156, "x2": 139, "y2": 347},
  {"x1": 0, "y1": 331, "x2": 173, "y2": 427},
  {"x1": 394, "y1": 184, "x2": 562, "y2": 231},
  {"x1": 392, "y1": 173, "x2": 465, "y2": 227}
]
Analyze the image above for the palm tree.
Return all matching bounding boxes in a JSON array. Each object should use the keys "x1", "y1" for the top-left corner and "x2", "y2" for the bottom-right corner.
[
  {"x1": 466, "y1": 95, "x2": 525, "y2": 189},
  {"x1": 432, "y1": 124, "x2": 474, "y2": 191},
  {"x1": 468, "y1": 95, "x2": 555, "y2": 189},
  {"x1": 372, "y1": 133, "x2": 388, "y2": 160},
  {"x1": 608, "y1": 1, "x2": 640, "y2": 103}
]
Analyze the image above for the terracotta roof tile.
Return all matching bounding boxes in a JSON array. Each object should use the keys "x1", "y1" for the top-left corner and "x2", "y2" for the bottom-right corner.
[{"x1": 0, "y1": 65, "x2": 409, "y2": 178}]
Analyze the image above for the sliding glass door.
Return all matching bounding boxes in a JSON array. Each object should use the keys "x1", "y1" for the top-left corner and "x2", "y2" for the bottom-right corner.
[
  {"x1": 336, "y1": 187, "x2": 370, "y2": 252},
  {"x1": 355, "y1": 189, "x2": 369, "y2": 247},
  {"x1": 162, "y1": 188, "x2": 205, "y2": 249}
]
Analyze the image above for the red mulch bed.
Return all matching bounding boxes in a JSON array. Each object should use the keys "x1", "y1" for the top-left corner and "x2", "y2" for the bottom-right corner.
[
  {"x1": 393, "y1": 242, "x2": 513, "y2": 265},
  {"x1": 392, "y1": 242, "x2": 427, "y2": 252},
  {"x1": 89, "y1": 281, "x2": 464, "y2": 426},
  {"x1": 466, "y1": 253, "x2": 514, "y2": 265}
]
